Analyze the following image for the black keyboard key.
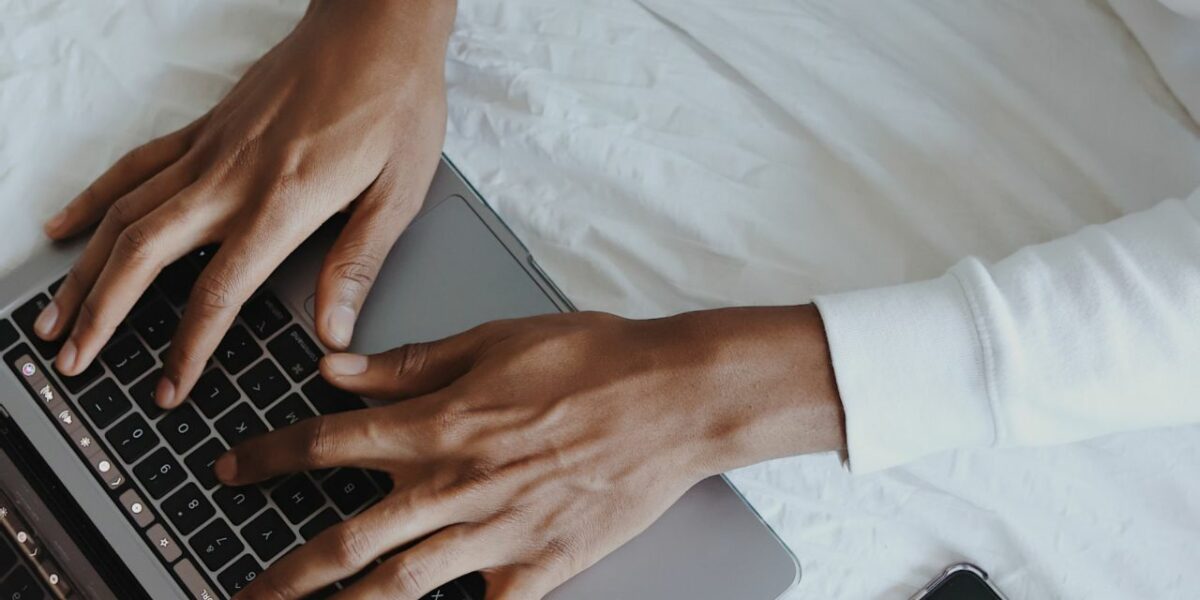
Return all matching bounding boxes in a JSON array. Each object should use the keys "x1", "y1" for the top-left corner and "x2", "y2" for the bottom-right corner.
[
  {"x1": 0, "y1": 536, "x2": 15, "y2": 570},
  {"x1": 243, "y1": 508, "x2": 296, "y2": 562},
  {"x1": 270, "y1": 474, "x2": 324, "y2": 524},
  {"x1": 213, "y1": 485, "x2": 266, "y2": 526},
  {"x1": 47, "y1": 276, "x2": 65, "y2": 295},
  {"x1": 218, "y1": 554, "x2": 262, "y2": 596},
  {"x1": 55, "y1": 359, "x2": 104, "y2": 395},
  {"x1": 321, "y1": 469, "x2": 377, "y2": 515},
  {"x1": 241, "y1": 293, "x2": 291, "y2": 340},
  {"x1": 78, "y1": 378, "x2": 132, "y2": 429},
  {"x1": 457, "y1": 573, "x2": 487, "y2": 599},
  {"x1": 156, "y1": 404, "x2": 210, "y2": 454},
  {"x1": 299, "y1": 508, "x2": 341, "y2": 541},
  {"x1": 100, "y1": 334, "x2": 154, "y2": 385},
  {"x1": 191, "y1": 369, "x2": 239, "y2": 418},
  {"x1": 129, "y1": 369, "x2": 165, "y2": 420},
  {"x1": 215, "y1": 325, "x2": 261, "y2": 375},
  {"x1": 162, "y1": 483, "x2": 216, "y2": 536},
  {"x1": 105, "y1": 413, "x2": 160, "y2": 464},
  {"x1": 237, "y1": 360, "x2": 289, "y2": 409},
  {"x1": 185, "y1": 438, "x2": 227, "y2": 490},
  {"x1": 12, "y1": 294, "x2": 62, "y2": 359},
  {"x1": 266, "y1": 394, "x2": 315, "y2": 430},
  {"x1": 0, "y1": 319, "x2": 17, "y2": 352},
  {"x1": 155, "y1": 259, "x2": 198, "y2": 307},
  {"x1": 267, "y1": 325, "x2": 321, "y2": 383},
  {"x1": 302, "y1": 377, "x2": 365, "y2": 415},
  {"x1": 215, "y1": 403, "x2": 267, "y2": 447},
  {"x1": 190, "y1": 519, "x2": 244, "y2": 571},
  {"x1": 133, "y1": 447, "x2": 186, "y2": 499},
  {"x1": 0, "y1": 564, "x2": 45, "y2": 600},
  {"x1": 130, "y1": 298, "x2": 178, "y2": 350},
  {"x1": 368, "y1": 470, "x2": 394, "y2": 494},
  {"x1": 190, "y1": 244, "x2": 218, "y2": 269}
]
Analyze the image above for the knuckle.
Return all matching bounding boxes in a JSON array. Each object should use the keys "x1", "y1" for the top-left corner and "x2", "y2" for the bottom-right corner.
[
  {"x1": 167, "y1": 343, "x2": 208, "y2": 372},
  {"x1": 243, "y1": 577, "x2": 291, "y2": 600},
  {"x1": 543, "y1": 535, "x2": 584, "y2": 569},
  {"x1": 384, "y1": 556, "x2": 430, "y2": 595},
  {"x1": 301, "y1": 419, "x2": 338, "y2": 468},
  {"x1": 74, "y1": 296, "x2": 104, "y2": 334},
  {"x1": 107, "y1": 197, "x2": 140, "y2": 228},
  {"x1": 119, "y1": 144, "x2": 148, "y2": 172},
  {"x1": 77, "y1": 185, "x2": 99, "y2": 209},
  {"x1": 450, "y1": 458, "x2": 497, "y2": 496},
  {"x1": 115, "y1": 222, "x2": 157, "y2": 262},
  {"x1": 329, "y1": 523, "x2": 376, "y2": 570},
  {"x1": 190, "y1": 273, "x2": 242, "y2": 312},
  {"x1": 329, "y1": 255, "x2": 380, "y2": 293},
  {"x1": 391, "y1": 343, "x2": 431, "y2": 382}
]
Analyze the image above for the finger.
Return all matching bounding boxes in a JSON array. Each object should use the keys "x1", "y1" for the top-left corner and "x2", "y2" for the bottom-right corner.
[
  {"x1": 486, "y1": 566, "x2": 566, "y2": 600},
  {"x1": 157, "y1": 207, "x2": 318, "y2": 407},
  {"x1": 38, "y1": 160, "x2": 194, "y2": 345},
  {"x1": 237, "y1": 495, "x2": 467, "y2": 600},
  {"x1": 315, "y1": 176, "x2": 413, "y2": 350},
  {"x1": 334, "y1": 525, "x2": 498, "y2": 600},
  {"x1": 319, "y1": 327, "x2": 497, "y2": 400},
  {"x1": 45, "y1": 121, "x2": 199, "y2": 239},
  {"x1": 57, "y1": 193, "x2": 220, "y2": 375},
  {"x1": 215, "y1": 409, "x2": 397, "y2": 486}
]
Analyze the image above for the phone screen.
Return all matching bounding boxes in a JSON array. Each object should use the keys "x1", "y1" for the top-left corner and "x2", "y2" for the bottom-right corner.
[{"x1": 924, "y1": 570, "x2": 1003, "y2": 600}]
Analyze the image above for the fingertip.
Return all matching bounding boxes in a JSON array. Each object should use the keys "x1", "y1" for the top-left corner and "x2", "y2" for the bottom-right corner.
[
  {"x1": 154, "y1": 377, "x2": 178, "y2": 409},
  {"x1": 322, "y1": 353, "x2": 368, "y2": 377},
  {"x1": 321, "y1": 304, "x2": 357, "y2": 350},
  {"x1": 33, "y1": 302, "x2": 59, "y2": 340},
  {"x1": 214, "y1": 452, "x2": 238, "y2": 484},
  {"x1": 42, "y1": 210, "x2": 68, "y2": 239},
  {"x1": 55, "y1": 340, "x2": 78, "y2": 375}
]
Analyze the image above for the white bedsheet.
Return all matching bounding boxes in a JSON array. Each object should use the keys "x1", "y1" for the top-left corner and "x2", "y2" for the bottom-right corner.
[{"x1": 2, "y1": 1, "x2": 1198, "y2": 598}]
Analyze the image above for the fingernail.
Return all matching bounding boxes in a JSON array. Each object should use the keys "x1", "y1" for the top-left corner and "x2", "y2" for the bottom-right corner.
[
  {"x1": 34, "y1": 302, "x2": 58, "y2": 338},
  {"x1": 56, "y1": 340, "x2": 77, "y2": 373},
  {"x1": 214, "y1": 453, "x2": 237, "y2": 483},
  {"x1": 324, "y1": 353, "x2": 368, "y2": 376},
  {"x1": 155, "y1": 377, "x2": 176, "y2": 408},
  {"x1": 326, "y1": 304, "x2": 357, "y2": 348},
  {"x1": 43, "y1": 210, "x2": 66, "y2": 235}
]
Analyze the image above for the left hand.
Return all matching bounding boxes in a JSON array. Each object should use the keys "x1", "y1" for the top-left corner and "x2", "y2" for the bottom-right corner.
[{"x1": 217, "y1": 307, "x2": 844, "y2": 599}]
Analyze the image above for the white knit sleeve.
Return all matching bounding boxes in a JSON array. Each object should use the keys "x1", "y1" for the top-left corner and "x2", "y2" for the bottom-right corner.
[{"x1": 815, "y1": 187, "x2": 1200, "y2": 472}]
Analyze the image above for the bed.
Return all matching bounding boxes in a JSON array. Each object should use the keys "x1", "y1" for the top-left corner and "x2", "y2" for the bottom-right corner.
[{"x1": 2, "y1": 0, "x2": 1198, "y2": 597}]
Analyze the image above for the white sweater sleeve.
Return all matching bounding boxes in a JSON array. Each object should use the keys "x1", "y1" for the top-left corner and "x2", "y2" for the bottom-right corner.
[{"x1": 814, "y1": 187, "x2": 1200, "y2": 473}]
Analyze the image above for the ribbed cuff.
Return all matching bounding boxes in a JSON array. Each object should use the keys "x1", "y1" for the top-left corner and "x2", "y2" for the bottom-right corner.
[{"x1": 814, "y1": 272, "x2": 996, "y2": 473}]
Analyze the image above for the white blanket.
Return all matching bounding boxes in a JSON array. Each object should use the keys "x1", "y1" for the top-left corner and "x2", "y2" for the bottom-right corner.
[{"x1": 1, "y1": 1, "x2": 1197, "y2": 598}]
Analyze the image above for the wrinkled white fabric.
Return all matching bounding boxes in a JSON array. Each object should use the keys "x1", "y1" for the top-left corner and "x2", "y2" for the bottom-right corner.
[
  {"x1": 1, "y1": 1, "x2": 1198, "y2": 598},
  {"x1": 1111, "y1": 0, "x2": 1200, "y2": 120}
]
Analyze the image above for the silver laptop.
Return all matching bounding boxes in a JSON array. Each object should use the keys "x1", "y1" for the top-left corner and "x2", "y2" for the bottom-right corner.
[{"x1": 0, "y1": 157, "x2": 799, "y2": 599}]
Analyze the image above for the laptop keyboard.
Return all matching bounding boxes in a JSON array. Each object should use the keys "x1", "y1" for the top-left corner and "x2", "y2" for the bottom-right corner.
[{"x1": 1, "y1": 251, "x2": 484, "y2": 600}]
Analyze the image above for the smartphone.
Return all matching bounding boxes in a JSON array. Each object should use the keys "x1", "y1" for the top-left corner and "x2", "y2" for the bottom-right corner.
[{"x1": 908, "y1": 563, "x2": 1008, "y2": 600}]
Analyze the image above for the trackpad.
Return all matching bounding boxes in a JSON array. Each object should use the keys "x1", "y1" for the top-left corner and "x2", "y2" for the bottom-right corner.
[{"x1": 346, "y1": 196, "x2": 559, "y2": 355}]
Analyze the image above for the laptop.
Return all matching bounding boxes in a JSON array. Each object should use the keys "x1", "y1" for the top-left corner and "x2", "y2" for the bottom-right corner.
[{"x1": 0, "y1": 157, "x2": 799, "y2": 599}]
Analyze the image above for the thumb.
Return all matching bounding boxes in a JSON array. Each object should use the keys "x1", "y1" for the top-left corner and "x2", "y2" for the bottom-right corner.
[
  {"x1": 315, "y1": 175, "x2": 415, "y2": 350},
  {"x1": 319, "y1": 325, "x2": 493, "y2": 399}
]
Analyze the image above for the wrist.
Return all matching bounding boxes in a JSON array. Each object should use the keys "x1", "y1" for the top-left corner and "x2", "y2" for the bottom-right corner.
[
  {"x1": 302, "y1": 0, "x2": 457, "y2": 64},
  {"x1": 668, "y1": 305, "x2": 845, "y2": 478}
]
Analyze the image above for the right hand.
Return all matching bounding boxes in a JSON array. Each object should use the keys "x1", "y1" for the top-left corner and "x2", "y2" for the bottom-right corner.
[{"x1": 34, "y1": 0, "x2": 457, "y2": 408}]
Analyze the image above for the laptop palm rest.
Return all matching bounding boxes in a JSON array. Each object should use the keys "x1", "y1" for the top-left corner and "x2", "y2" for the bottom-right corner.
[{"x1": 272, "y1": 192, "x2": 800, "y2": 599}]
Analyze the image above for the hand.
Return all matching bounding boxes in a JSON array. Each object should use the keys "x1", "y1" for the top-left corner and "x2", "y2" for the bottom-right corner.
[
  {"x1": 217, "y1": 306, "x2": 844, "y2": 599},
  {"x1": 34, "y1": 0, "x2": 457, "y2": 408}
]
